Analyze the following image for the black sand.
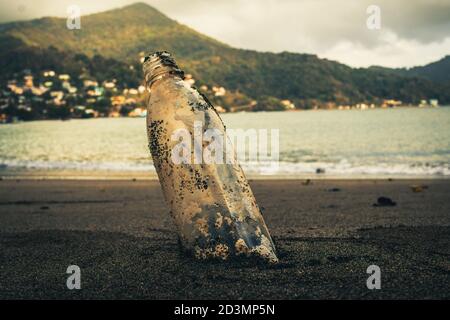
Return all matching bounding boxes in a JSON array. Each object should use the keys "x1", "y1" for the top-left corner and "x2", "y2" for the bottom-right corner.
[{"x1": 0, "y1": 179, "x2": 449, "y2": 299}]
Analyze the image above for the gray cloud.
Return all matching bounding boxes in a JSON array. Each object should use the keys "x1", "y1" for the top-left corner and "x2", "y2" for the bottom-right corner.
[
  {"x1": 0, "y1": 0, "x2": 449, "y2": 67},
  {"x1": 381, "y1": 0, "x2": 450, "y2": 43}
]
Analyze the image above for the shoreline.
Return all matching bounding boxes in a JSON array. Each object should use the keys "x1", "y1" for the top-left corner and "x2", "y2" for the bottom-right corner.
[
  {"x1": 2, "y1": 175, "x2": 450, "y2": 181},
  {"x1": 1, "y1": 105, "x2": 447, "y2": 124},
  {"x1": 0, "y1": 105, "x2": 450, "y2": 125},
  {"x1": 1, "y1": 169, "x2": 450, "y2": 181}
]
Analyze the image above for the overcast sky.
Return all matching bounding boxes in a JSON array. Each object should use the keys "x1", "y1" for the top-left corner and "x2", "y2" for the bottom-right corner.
[{"x1": 1, "y1": 0, "x2": 449, "y2": 68}]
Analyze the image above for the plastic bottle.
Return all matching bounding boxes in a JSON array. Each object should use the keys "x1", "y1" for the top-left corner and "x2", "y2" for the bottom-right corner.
[{"x1": 143, "y1": 51, "x2": 278, "y2": 263}]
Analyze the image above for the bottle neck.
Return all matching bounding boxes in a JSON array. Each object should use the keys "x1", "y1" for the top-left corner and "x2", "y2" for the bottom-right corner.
[{"x1": 143, "y1": 51, "x2": 185, "y2": 88}]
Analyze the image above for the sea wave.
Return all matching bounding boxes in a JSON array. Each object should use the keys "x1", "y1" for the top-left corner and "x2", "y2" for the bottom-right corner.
[
  {"x1": 1, "y1": 159, "x2": 449, "y2": 177},
  {"x1": 0, "y1": 159, "x2": 155, "y2": 172},
  {"x1": 242, "y1": 161, "x2": 450, "y2": 176}
]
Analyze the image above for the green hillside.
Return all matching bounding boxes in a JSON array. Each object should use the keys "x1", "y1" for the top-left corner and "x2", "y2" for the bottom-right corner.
[
  {"x1": 0, "y1": 3, "x2": 227, "y2": 61},
  {"x1": 1, "y1": 2, "x2": 449, "y2": 108},
  {"x1": 401, "y1": 56, "x2": 450, "y2": 83}
]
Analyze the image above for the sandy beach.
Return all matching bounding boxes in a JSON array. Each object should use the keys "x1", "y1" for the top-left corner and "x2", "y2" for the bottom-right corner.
[{"x1": 0, "y1": 178, "x2": 449, "y2": 299}]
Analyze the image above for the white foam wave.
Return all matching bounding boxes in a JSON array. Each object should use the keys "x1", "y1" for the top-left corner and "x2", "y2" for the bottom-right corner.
[
  {"x1": 1, "y1": 159, "x2": 449, "y2": 177},
  {"x1": 242, "y1": 161, "x2": 450, "y2": 176},
  {"x1": 0, "y1": 159, "x2": 155, "y2": 172}
]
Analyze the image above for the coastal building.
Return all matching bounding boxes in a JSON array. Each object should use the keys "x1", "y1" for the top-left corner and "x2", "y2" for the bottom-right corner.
[
  {"x1": 125, "y1": 98, "x2": 137, "y2": 104},
  {"x1": 83, "y1": 80, "x2": 98, "y2": 88},
  {"x1": 419, "y1": 100, "x2": 428, "y2": 107},
  {"x1": 429, "y1": 99, "x2": 439, "y2": 107},
  {"x1": 128, "y1": 107, "x2": 147, "y2": 117},
  {"x1": 109, "y1": 111, "x2": 121, "y2": 118},
  {"x1": 185, "y1": 74, "x2": 195, "y2": 86},
  {"x1": 138, "y1": 85, "x2": 146, "y2": 94},
  {"x1": 215, "y1": 106, "x2": 226, "y2": 113},
  {"x1": 104, "y1": 81, "x2": 116, "y2": 89},
  {"x1": 43, "y1": 70, "x2": 55, "y2": 77},
  {"x1": 24, "y1": 75, "x2": 33, "y2": 88},
  {"x1": 111, "y1": 95, "x2": 126, "y2": 106},
  {"x1": 1, "y1": 68, "x2": 152, "y2": 121},
  {"x1": 58, "y1": 74, "x2": 70, "y2": 81},
  {"x1": 50, "y1": 91, "x2": 65, "y2": 106},
  {"x1": 356, "y1": 103, "x2": 368, "y2": 110},
  {"x1": 31, "y1": 86, "x2": 47, "y2": 96},
  {"x1": 68, "y1": 87, "x2": 78, "y2": 94},
  {"x1": 138, "y1": 51, "x2": 146, "y2": 64},
  {"x1": 7, "y1": 83, "x2": 24, "y2": 95},
  {"x1": 84, "y1": 109, "x2": 98, "y2": 118},
  {"x1": 86, "y1": 87, "x2": 104, "y2": 97},
  {"x1": 281, "y1": 99, "x2": 295, "y2": 110},
  {"x1": 212, "y1": 86, "x2": 226, "y2": 97},
  {"x1": 50, "y1": 91, "x2": 64, "y2": 100},
  {"x1": 382, "y1": 99, "x2": 402, "y2": 108}
]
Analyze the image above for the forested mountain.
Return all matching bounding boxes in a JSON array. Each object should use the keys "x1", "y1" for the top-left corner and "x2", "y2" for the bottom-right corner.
[{"x1": 1, "y1": 2, "x2": 449, "y2": 109}]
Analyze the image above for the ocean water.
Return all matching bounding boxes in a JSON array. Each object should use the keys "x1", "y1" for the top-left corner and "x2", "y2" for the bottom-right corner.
[{"x1": 0, "y1": 107, "x2": 449, "y2": 178}]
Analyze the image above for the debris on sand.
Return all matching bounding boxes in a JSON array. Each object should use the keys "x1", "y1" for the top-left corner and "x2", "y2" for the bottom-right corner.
[
  {"x1": 302, "y1": 179, "x2": 312, "y2": 186},
  {"x1": 316, "y1": 168, "x2": 325, "y2": 174},
  {"x1": 328, "y1": 188, "x2": 341, "y2": 192},
  {"x1": 411, "y1": 185, "x2": 429, "y2": 193},
  {"x1": 373, "y1": 196, "x2": 397, "y2": 207}
]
